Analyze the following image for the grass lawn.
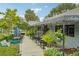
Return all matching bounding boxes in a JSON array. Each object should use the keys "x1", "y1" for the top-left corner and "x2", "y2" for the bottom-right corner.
[{"x1": 0, "y1": 45, "x2": 19, "y2": 56}]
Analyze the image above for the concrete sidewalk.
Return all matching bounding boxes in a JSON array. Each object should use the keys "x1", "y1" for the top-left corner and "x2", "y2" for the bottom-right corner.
[{"x1": 20, "y1": 36, "x2": 43, "y2": 56}]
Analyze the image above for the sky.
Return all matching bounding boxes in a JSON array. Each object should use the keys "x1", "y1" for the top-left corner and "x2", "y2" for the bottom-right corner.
[{"x1": 0, "y1": 3, "x2": 59, "y2": 21}]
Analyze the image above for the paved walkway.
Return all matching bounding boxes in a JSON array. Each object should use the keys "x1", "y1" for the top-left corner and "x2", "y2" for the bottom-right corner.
[{"x1": 20, "y1": 36, "x2": 43, "y2": 56}]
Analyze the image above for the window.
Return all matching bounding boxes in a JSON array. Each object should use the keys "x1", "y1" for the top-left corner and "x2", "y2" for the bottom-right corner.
[
  {"x1": 43, "y1": 25, "x2": 49, "y2": 33},
  {"x1": 55, "y1": 24, "x2": 75, "y2": 37},
  {"x1": 65, "y1": 25, "x2": 74, "y2": 37},
  {"x1": 55, "y1": 25, "x2": 63, "y2": 32}
]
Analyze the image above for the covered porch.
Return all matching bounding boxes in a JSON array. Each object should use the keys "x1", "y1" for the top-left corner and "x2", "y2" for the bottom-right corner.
[{"x1": 44, "y1": 7, "x2": 79, "y2": 48}]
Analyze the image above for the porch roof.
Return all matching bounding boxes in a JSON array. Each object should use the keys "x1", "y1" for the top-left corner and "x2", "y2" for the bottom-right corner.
[
  {"x1": 28, "y1": 7, "x2": 79, "y2": 26},
  {"x1": 44, "y1": 7, "x2": 79, "y2": 24}
]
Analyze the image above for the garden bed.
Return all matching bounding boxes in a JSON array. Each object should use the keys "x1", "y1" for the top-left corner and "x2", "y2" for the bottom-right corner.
[
  {"x1": 44, "y1": 47, "x2": 79, "y2": 56},
  {"x1": 0, "y1": 34, "x2": 22, "y2": 56},
  {"x1": 0, "y1": 45, "x2": 19, "y2": 56}
]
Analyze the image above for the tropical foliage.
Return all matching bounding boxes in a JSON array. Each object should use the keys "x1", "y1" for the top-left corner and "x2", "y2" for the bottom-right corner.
[
  {"x1": 41, "y1": 29, "x2": 63, "y2": 47},
  {"x1": 44, "y1": 48, "x2": 62, "y2": 56},
  {"x1": 42, "y1": 30, "x2": 56, "y2": 44}
]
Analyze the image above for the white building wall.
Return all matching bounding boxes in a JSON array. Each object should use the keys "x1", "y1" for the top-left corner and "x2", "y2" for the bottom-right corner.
[{"x1": 65, "y1": 24, "x2": 79, "y2": 48}]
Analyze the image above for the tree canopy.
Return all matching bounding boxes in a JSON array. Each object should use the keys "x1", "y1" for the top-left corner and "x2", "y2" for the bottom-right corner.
[
  {"x1": 0, "y1": 9, "x2": 21, "y2": 34},
  {"x1": 45, "y1": 3, "x2": 78, "y2": 18},
  {"x1": 25, "y1": 9, "x2": 39, "y2": 21},
  {"x1": 18, "y1": 21, "x2": 28, "y2": 31}
]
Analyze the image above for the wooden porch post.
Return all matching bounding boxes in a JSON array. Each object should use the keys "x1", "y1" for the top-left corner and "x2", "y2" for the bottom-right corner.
[{"x1": 62, "y1": 24, "x2": 65, "y2": 56}]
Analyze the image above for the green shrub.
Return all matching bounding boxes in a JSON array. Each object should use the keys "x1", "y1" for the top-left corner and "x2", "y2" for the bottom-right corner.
[
  {"x1": 26, "y1": 28, "x2": 37, "y2": 37},
  {"x1": 8, "y1": 34, "x2": 14, "y2": 39},
  {"x1": 55, "y1": 29, "x2": 63, "y2": 39},
  {"x1": 4, "y1": 34, "x2": 14, "y2": 41},
  {"x1": 41, "y1": 29, "x2": 63, "y2": 47},
  {"x1": 0, "y1": 34, "x2": 5, "y2": 41},
  {"x1": 0, "y1": 34, "x2": 14, "y2": 42},
  {"x1": 44, "y1": 48, "x2": 63, "y2": 56},
  {"x1": 72, "y1": 51, "x2": 79, "y2": 56},
  {"x1": 42, "y1": 30, "x2": 56, "y2": 45},
  {"x1": 26, "y1": 31, "x2": 33, "y2": 38}
]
